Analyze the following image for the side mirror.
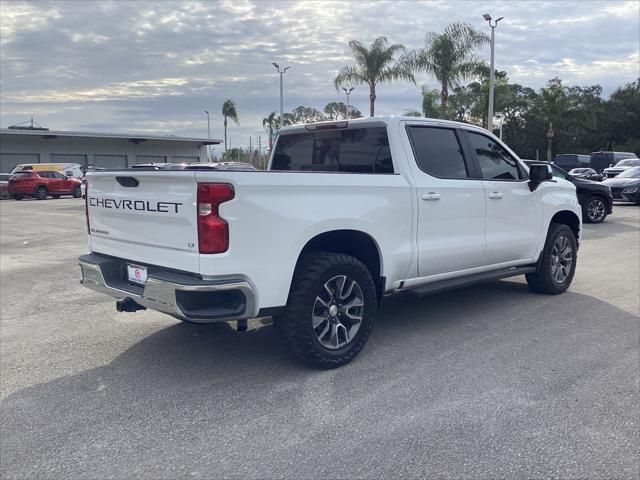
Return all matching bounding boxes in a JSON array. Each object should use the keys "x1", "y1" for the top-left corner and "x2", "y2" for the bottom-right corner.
[{"x1": 528, "y1": 164, "x2": 553, "y2": 192}]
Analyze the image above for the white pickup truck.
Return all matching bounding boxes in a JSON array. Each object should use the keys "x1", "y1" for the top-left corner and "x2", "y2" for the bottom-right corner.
[{"x1": 79, "y1": 117, "x2": 582, "y2": 368}]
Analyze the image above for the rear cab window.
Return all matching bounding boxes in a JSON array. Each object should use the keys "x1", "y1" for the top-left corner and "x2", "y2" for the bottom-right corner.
[
  {"x1": 406, "y1": 126, "x2": 470, "y2": 179},
  {"x1": 271, "y1": 125, "x2": 394, "y2": 173}
]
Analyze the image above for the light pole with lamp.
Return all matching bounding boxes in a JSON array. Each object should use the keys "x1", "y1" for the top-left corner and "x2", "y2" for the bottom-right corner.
[
  {"x1": 483, "y1": 13, "x2": 503, "y2": 132},
  {"x1": 204, "y1": 110, "x2": 211, "y2": 162},
  {"x1": 342, "y1": 86, "x2": 355, "y2": 119},
  {"x1": 272, "y1": 62, "x2": 290, "y2": 130}
]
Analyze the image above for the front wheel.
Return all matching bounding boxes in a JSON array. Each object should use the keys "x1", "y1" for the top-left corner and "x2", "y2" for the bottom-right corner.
[
  {"x1": 526, "y1": 223, "x2": 577, "y2": 295},
  {"x1": 583, "y1": 196, "x2": 607, "y2": 223},
  {"x1": 275, "y1": 252, "x2": 377, "y2": 369},
  {"x1": 72, "y1": 185, "x2": 82, "y2": 198}
]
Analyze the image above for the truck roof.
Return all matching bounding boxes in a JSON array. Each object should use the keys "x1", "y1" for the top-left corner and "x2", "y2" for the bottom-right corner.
[{"x1": 278, "y1": 116, "x2": 486, "y2": 134}]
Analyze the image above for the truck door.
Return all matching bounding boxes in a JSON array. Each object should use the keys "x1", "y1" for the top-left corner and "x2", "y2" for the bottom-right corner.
[
  {"x1": 404, "y1": 124, "x2": 487, "y2": 277},
  {"x1": 463, "y1": 130, "x2": 542, "y2": 265}
]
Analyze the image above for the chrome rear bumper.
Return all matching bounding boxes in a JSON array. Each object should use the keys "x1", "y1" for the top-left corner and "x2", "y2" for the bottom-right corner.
[{"x1": 79, "y1": 253, "x2": 256, "y2": 323}]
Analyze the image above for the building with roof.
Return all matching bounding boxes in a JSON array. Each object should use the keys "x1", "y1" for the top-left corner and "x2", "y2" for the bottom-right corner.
[{"x1": 0, "y1": 128, "x2": 221, "y2": 173}]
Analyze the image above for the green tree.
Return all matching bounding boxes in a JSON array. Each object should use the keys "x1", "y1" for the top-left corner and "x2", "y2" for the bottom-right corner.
[
  {"x1": 324, "y1": 101, "x2": 362, "y2": 120},
  {"x1": 262, "y1": 111, "x2": 278, "y2": 150},
  {"x1": 599, "y1": 79, "x2": 640, "y2": 152},
  {"x1": 421, "y1": 86, "x2": 441, "y2": 118},
  {"x1": 534, "y1": 78, "x2": 572, "y2": 161},
  {"x1": 288, "y1": 105, "x2": 325, "y2": 124},
  {"x1": 334, "y1": 36, "x2": 414, "y2": 117},
  {"x1": 413, "y1": 22, "x2": 489, "y2": 114},
  {"x1": 222, "y1": 99, "x2": 239, "y2": 152},
  {"x1": 222, "y1": 147, "x2": 248, "y2": 162}
]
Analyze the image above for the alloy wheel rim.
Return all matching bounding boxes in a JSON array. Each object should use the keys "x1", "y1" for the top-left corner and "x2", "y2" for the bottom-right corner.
[
  {"x1": 550, "y1": 235, "x2": 573, "y2": 284},
  {"x1": 587, "y1": 199, "x2": 605, "y2": 221},
  {"x1": 312, "y1": 275, "x2": 364, "y2": 350}
]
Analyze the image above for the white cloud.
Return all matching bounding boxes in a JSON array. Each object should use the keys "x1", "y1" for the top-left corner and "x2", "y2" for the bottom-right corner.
[{"x1": 0, "y1": 0, "x2": 638, "y2": 147}]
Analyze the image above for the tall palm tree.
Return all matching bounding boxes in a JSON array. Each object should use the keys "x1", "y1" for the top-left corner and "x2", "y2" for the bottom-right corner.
[
  {"x1": 222, "y1": 100, "x2": 239, "y2": 152},
  {"x1": 334, "y1": 36, "x2": 414, "y2": 117},
  {"x1": 413, "y1": 22, "x2": 489, "y2": 114},
  {"x1": 262, "y1": 111, "x2": 278, "y2": 150},
  {"x1": 534, "y1": 78, "x2": 572, "y2": 161}
]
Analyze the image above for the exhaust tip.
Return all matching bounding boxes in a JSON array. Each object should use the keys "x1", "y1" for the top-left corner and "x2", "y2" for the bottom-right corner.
[{"x1": 116, "y1": 298, "x2": 146, "y2": 313}]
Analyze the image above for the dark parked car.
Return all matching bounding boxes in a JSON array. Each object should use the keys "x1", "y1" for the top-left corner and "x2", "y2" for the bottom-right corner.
[
  {"x1": 603, "y1": 166, "x2": 640, "y2": 204},
  {"x1": 8, "y1": 171, "x2": 82, "y2": 200},
  {"x1": 590, "y1": 151, "x2": 638, "y2": 173},
  {"x1": 525, "y1": 161, "x2": 613, "y2": 223},
  {"x1": 568, "y1": 167, "x2": 603, "y2": 182},
  {"x1": 552, "y1": 154, "x2": 591, "y2": 171}
]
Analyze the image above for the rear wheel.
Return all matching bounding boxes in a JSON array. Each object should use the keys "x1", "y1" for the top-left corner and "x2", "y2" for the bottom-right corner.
[
  {"x1": 526, "y1": 223, "x2": 577, "y2": 295},
  {"x1": 72, "y1": 185, "x2": 82, "y2": 198},
  {"x1": 35, "y1": 186, "x2": 48, "y2": 200},
  {"x1": 12, "y1": 194, "x2": 25, "y2": 200},
  {"x1": 583, "y1": 196, "x2": 607, "y2": 223},
  {"x1": 275, "y1": 252, "x2": 377, "y2": 369}
]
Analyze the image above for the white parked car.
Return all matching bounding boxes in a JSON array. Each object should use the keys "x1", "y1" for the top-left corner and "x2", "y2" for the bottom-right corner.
[
  {"x1": 79, "y1": 117, "x2": 582, "y2": 368},
  {"x1": 602, "y1": 158, "x2": 640, "y2": 178}
]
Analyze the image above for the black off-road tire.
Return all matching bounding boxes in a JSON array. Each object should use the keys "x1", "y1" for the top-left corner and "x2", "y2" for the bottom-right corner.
[
  {"x1": 582, "y1": 195, "x2": 607, "y2": 223},
  {"x1": 12, "y1": 194, "x2": 25, "y2": 200},
  {"x1": 35, "y1": 186, "x2": 48, "y2": 200},
  {"x1": 51, "y1": 194, "x2": 61, "y2": 199},
  {"x1": 275, "y1": 252, "x2": 377, "y2": 369},
  {"x1": 72, "y1": 186, "x2": 82, "y2": 198},
  {"x1": 526, "y1": 223, "x2": 577, "y2": 295}
]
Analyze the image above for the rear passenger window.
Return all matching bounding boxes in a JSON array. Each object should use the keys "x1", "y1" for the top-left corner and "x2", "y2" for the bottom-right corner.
[
  {"x1": 406, "y1": 126, "x2": 469, "y2": 178},
  {"x1": 271, "y1": 127, "x2": 393, "y2": 173},
  {"x1": 467, "y1": 132, "x2": 522, "y2": 181}
]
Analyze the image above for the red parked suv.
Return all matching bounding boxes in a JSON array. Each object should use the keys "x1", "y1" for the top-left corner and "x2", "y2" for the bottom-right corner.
[{"x1": 8, "y1": 171, "x2": 83, "y2": 200}]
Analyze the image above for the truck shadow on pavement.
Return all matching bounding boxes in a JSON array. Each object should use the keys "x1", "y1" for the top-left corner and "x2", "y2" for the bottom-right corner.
[{"x1": 2, "y1": 281, "x2": 638, "y2": 478}]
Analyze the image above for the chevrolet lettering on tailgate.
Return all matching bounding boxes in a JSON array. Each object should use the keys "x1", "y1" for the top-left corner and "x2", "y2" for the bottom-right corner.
[{"x1": 89, "y1": 197, "x2": 182, "y2": 213}]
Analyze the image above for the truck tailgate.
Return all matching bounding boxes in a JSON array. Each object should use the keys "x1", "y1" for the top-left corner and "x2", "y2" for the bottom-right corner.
[{"x1": 87, "y1": 171, "x2": 200, "y2": 272}]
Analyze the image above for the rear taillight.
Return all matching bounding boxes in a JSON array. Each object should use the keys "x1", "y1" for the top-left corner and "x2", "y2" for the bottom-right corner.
[{"x1": 197, "y1": 183, "x2": 234, "y2": 254}]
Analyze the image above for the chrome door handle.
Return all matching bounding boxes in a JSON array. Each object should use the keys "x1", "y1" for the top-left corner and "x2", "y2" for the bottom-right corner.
[
  {"x1": 422, "y1": 192, "x2": 441, "y2": 201},
  {"x1": 488, "y1": 192, "x2": 503, "y2": 199}
]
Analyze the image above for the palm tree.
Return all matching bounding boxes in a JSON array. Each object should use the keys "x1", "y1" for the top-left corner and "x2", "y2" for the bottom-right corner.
[
  {"x1": 334, "y1": 36, "x2": 414, "y2": 117},
  {"x1": 262, "y1": 111, "x2": 278, "y2": 150},
  {"x1": 222, "y1": 100, "x2": 239, "y2": 152},
  {"x1": 413, "y1": 22, "x2": 489, "y2": 114},
  {"x1": 535, "y1": 78, "x2": 572, "y2": 161}
]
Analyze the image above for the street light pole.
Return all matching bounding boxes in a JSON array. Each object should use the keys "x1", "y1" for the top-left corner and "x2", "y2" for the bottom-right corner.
[
  {"x1": 483, "y1": 14, "x2": 503, "y2": 133},
  {"x1": 204, "y1": 110, "x2": 211, "y2": 162},
  {"x1": 272, "y1": 63, "x2": 290, "y2": 130},
  {"x1": 342, "y1": 86, "x2": 355, "y2": 119}
]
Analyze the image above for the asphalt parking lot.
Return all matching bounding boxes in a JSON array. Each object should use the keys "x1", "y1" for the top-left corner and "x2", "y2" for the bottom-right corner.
[{"x1": 1, "y1": 198, "x2": 638, "y2": 479}]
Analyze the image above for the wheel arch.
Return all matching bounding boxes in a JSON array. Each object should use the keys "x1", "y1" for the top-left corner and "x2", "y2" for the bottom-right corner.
[
  {"x1": 549, "y1": 210, "x2": 581, "y2": 246},
  {"x1": 294, "y1": 229, "x2": 385, "y2": 303}
]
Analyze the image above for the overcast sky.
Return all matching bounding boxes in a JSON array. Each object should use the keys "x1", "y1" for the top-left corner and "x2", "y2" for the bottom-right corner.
[{"x1": 1, "y1": 0, "x2": 639, "y2": 151}]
